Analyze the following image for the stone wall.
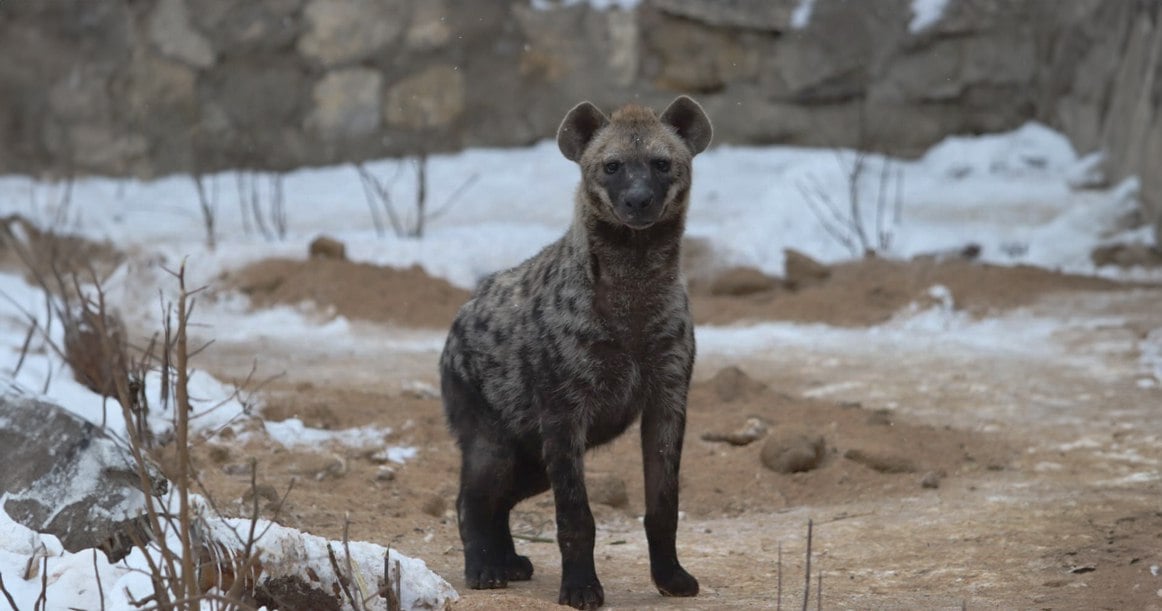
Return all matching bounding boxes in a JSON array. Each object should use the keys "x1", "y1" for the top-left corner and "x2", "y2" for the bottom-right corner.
[{"x1": 0, "y1": 0, "x2": 1158, "y2": 238}]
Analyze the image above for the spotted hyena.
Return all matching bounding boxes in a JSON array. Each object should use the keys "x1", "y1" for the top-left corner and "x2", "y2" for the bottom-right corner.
[{"x1": 439, "y1": 96, "x2": 712, "y2": 609}]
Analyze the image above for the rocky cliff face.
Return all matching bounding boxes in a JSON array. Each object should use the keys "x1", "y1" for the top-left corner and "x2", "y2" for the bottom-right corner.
[{"x1": 0, "y1": 0, "x2": 1158, "y2": 238}]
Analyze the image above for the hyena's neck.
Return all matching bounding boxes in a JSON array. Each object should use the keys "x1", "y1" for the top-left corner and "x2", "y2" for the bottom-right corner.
[{"x1": 569, "y1": 195, "x2": 686, "y2": 286}]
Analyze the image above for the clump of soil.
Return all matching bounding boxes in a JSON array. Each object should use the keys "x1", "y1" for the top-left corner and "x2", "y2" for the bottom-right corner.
[
  {"x1": 223, "y1": 250, "x2": 1135, "y2": 332},
  {"x1": 221, "y1": 258, "x2": 471, "y2": 329},
  {"x1": 689, "y1": 256, "x2": 1129, "y2": 327}
]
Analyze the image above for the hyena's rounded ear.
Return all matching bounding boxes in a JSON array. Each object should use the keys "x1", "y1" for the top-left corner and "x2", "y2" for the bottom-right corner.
[
  {"x1": 660, "y1": 96, "x2": 713, "y2": 155},
  {"x1": 557, "y1": 101, "x2": 609, "y2": 162}
]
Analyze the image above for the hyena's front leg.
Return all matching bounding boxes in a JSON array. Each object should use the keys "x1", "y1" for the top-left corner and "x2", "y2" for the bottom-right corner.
[
  {"x1": 543, "y1": 421, "x2": 604, "y2": 610},
  {"x1": 640, "y1": 389, "x2": 699, "y2": 597}
]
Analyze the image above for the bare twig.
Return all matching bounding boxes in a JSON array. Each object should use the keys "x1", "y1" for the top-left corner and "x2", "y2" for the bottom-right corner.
[
  {"x1": 342, "y1": 513, "x2": 366, "y2": 611},
  {"x1": 357, "y1": 156, "x2": 476, "y2": 238},
  {"x1": 36, "y1": 555, "x2": 48, "y2": 611},
  {"x1": 355, "y1": 163, "x2": 405, "y2": 237},
  {"x1": 93, "y1": 548, "x2": 107, "y2": 611},
  {"x1": 192, "y1": 173, "x2": 217, "y2": 251},
  {"x1": 802, "y1": 519, "x2": 813, "y2": 611},
  {"x1": 270, "y1": 174, "x2": 286, "y2": 240},
  {"x1": 328, "y1": 544, "x2": 359, "y2": 610},
  {"x1": 776, "y1": 541, "x2": 783, "y2": 611},
  {"x1": 170, "y1": 261, "x2": 199, "y2": 605},
  {"x1": 0, "y1": 573, "x2": 17, "y2": 611},
  {"x1": 816, "y1": 570, "x2": 822, "y2": 611},
  {"x1": 378, "y1": 548, "x2": 401, "y2": 611}
]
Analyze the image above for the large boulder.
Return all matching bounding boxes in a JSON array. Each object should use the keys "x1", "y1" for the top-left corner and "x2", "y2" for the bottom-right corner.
[{"x1": 0, "y1": 383, "x2": 166, "y2": 561}]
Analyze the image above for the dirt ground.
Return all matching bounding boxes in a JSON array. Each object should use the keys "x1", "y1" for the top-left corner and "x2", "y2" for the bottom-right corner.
[{"x1": 177, "y1": 252, "x2": 1162, "y2": 610}]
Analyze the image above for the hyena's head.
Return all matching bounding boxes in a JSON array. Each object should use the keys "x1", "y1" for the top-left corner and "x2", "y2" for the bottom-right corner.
[{"x1": 557, "y1": 96, "x2": 712, "y2": 230}]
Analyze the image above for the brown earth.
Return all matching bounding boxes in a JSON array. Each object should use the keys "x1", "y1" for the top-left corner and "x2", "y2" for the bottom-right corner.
[
  {"x1": 177, "y1": 255, "x2": 1162, "y2": 610},
  {"x1": 220, "y1": 252, "x2": 1128, "y2": 329},
  {"x1": 219, "y1": 258, "x2": 471, "y2": 330}
]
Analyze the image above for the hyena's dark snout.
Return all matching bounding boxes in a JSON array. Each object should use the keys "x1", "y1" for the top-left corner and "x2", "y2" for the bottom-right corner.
[{"x1": 617, "y1": 183, "x2": 660, "y2": 228}]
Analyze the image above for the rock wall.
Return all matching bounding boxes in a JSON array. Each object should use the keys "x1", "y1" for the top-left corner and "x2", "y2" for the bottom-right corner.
[{"x1": 0, "y1": 0, "x2": 1158, "y2": 237}]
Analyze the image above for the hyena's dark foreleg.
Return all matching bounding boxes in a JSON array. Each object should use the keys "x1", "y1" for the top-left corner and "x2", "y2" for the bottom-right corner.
[
  {"x1": 457, "y1": 435, "x2": 518, "y2": 589},
  {"x1": 640, "y1": 389, "x2": 699, "y2": 597},
  {"x1": 543, "y1": 420, "x2": 604, "y2": 610},
  {"x1": 445, "y1": 367, "x2": 544, "y2": 588}
]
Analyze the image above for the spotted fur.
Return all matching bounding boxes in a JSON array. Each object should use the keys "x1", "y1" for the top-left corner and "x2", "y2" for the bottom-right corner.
[{"x1": 440, "y1": 96, "x2": 712, "y2": 610}]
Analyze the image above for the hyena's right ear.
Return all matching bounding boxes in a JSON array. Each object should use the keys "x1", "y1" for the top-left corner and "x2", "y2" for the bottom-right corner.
[{"x1": 557, "y1": 101, "x2": 609, "y2": 162}]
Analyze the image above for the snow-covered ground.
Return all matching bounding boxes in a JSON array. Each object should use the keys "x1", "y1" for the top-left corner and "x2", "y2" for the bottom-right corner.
[{"x1": 0, "y1": 122, "x2": 1157, "y2": 609}]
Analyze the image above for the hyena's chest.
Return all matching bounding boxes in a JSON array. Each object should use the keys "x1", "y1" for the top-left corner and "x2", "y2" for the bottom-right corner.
[{"x1": 578, "y1": 286, "x2": 692, "y2": 440}]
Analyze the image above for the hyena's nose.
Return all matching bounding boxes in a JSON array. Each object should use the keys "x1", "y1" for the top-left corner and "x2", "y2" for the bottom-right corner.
[{"x1": 623, "y1": 186, "x2": 653, "y2": 211}]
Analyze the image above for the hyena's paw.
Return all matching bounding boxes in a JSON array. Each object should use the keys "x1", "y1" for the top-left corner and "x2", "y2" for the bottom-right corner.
[
  {"x1": 465, "y1": 564, "x2": 509, "y2": 590},
  {"x1": 558, "y1": 576, "x2": 604, "y2": 610},
  {"x1": 654, "y1": 565, "x2": 699, "y2": 597},
  {"x1": 505, "y1": 553, "x2": 534, "y2": 581}
]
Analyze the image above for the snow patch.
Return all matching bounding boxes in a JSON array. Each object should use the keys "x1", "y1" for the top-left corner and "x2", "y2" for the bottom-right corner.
[
  {"x1": 791, "y1": 0, "x2": 816, "y2": 29},
  {"x1": 530, "y1": 0, "x2": 638, "y2": 10},
  {"x1": 910, "y1": 0, "x2": 950, "y2": 33}
]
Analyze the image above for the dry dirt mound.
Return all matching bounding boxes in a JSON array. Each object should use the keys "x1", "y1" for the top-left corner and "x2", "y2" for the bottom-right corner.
[
  {"x1": 690, "y1": 256, "x2": 1130, "y2": 327},
  {"x1": 221, "y1": 258, "x2": 471, "y2": 329},
  {"x1": 223, "y1": 253, "x2": 1137, "y2": 332}
]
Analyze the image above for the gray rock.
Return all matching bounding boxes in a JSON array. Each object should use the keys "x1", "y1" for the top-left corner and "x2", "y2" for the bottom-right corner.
[
  {"x1": 298, "y1": 0, "x2": 406, "y2": 67},
  {"x1": 0, "y1": 383, "x2": 166, "y2": 561},
  {"x1": 148, "y1": 0, "x2": 216, "y2": 69},
  {"x1": 649, "y1": 0, "x2": 799, "y2": 31},
  {"x1": 307, "y1": 68, "x2": 383, "y2": 140},
  {"x1": 384, "y1": 65, "x2": 465, "y2": 130},
  {"x1": 404, "y1": 0, "x2": 450, "y2": 50},
  {"x1": 760, "y1": 429, "x2": 826, "y2": 474},
  {"x1": 709, "y1": 365, "x2": 768, "y2": 403},
  {"x1": 193, "y1": 0, "x2": 304, "y2": 54},
  {"x1": 843, "y1": 447, "x2": 917, "y2": 474}
]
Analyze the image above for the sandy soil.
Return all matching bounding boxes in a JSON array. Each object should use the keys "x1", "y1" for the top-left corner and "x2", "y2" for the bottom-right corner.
[{"x1": 177, "y1": 253, "x2": 1162, "y2": 610}]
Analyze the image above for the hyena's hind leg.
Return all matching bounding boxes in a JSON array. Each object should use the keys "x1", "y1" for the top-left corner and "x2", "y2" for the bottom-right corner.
[{"x1": 445, "y1": 370, "x2": 548, "y2": 588}]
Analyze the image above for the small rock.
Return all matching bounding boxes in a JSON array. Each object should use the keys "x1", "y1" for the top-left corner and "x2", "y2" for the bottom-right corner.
[
  {"x1": 865, "y1": 409, "x2": 894, "y2": 426},
  {"x1": 701, "y1": 417, "x2": 768, "y2": 446},
  {"x1": 920, "y1": 471, "x2": 942, "y2": 489},
  {"x1": 783, "y1": 248, "x2": 830, "y2": 290},
  {"x1": 760, "y1": 429, "x2": 826, "y2": 474},
  {"x1": 1090, "y1": 243, "x2": 1162, "y2": 268},
  {"x1": 241, "y1": 483, "x2": 280, "y2": 506},
  {"x1": 290, "y1": 454, "x2": 347, "y2": 480},
  {"x1": 707, "y1": 266, "x2": 778, "y2": 296},
  {"x1": 844, "y1": 448, "x2": 917, "y2": 474},
  {"x1": 315, "y1": 454, "x2": 348, "y2": 481},
  {"x1": 206, "y1": 445, "x2": 232, "y2": 464},
  {"x1": 421, "y1": 494, "x2": 446, "y2": 517},
  {"x1": 710, "y1": 365, "x2": 767, "y2": 403},
  {"x1": 223, "y1": 462, "x2": 254, "y2": 476},
  {"x1": 308, "y1": 235, "x2": 347, "y2": 260},
  {"x1": 586, "y1": 474, "x2": 629, "y2": 508},
  {"x1": 375, "y1": 466, "x2": 396, "y2": 482}
]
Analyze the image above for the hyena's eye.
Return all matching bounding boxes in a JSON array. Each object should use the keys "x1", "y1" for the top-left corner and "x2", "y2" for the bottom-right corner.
[
  {"x1": 603, "y1": 161, "x2": 621, "y2": 175},
  {"x1": 652, "y1": 159, "x2": 672, "y2": 173}
]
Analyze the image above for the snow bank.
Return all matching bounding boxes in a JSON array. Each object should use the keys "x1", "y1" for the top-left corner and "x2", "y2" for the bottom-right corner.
[{"x1": 0, "y1": 497, "x2": 457, "y2": 610}]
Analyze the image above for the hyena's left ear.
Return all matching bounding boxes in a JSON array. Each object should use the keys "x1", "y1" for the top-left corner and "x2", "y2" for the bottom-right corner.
[
  {"x1": 557, "y1": 101, "x2": 610, "y2": 162},
  {"x1": 660, "y1": 96, "x2": 713, "y2": 155}
]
